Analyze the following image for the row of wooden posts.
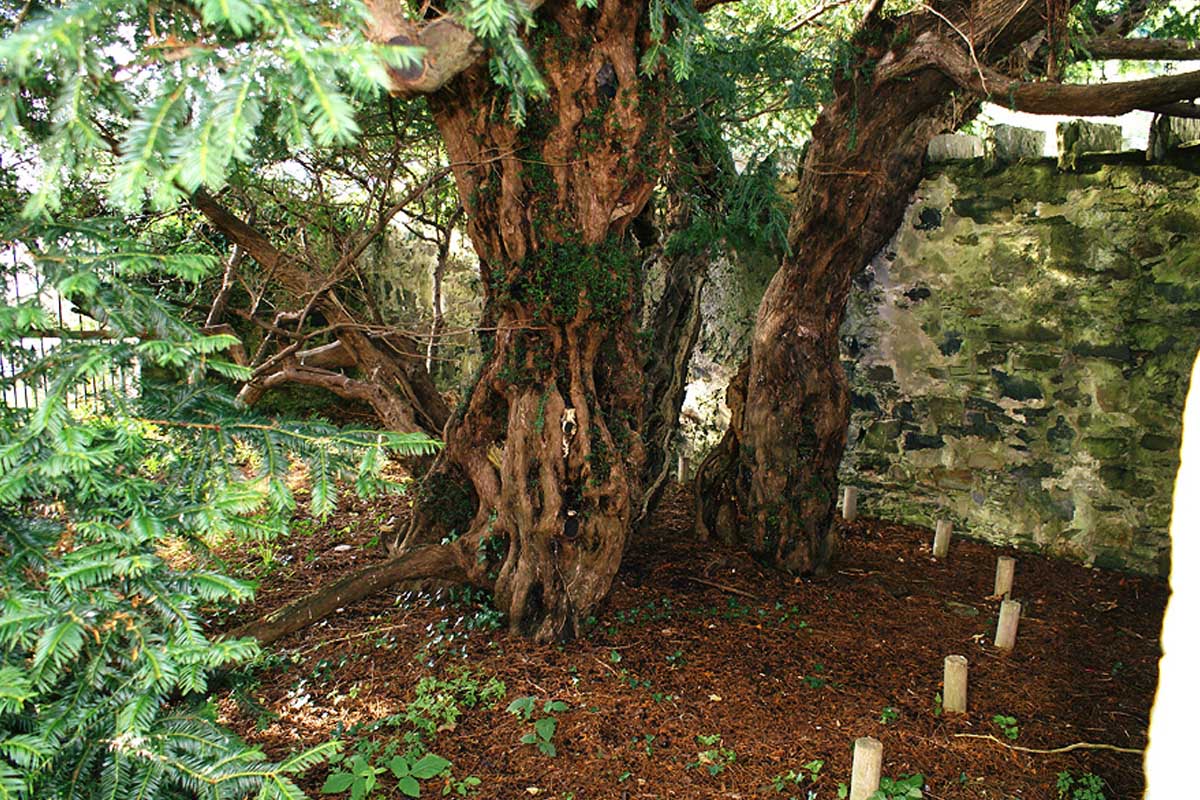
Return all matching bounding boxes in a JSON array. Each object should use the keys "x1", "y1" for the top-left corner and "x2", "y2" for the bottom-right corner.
[{"x1": 840, "y1": 486, "x2": 1021, "y2": 800}]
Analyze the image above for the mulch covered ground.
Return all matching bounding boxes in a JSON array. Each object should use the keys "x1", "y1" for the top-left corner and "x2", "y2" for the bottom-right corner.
[{"x1": 217, "y1": 485, "x2": 1166, "y2": 799}]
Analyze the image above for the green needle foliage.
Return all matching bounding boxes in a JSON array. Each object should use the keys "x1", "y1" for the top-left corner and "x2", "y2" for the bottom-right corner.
[
  {"x1": 0, "y1": 220, "x2": 440, "y2": 799},
  {"x1": 0, "y1": 0, "x2": 424, "y2": 214}
]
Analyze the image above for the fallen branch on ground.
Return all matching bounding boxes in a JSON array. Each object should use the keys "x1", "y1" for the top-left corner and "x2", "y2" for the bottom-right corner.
[{"x1": 683, "y1": 576, "x2": 760, "y2": 600}]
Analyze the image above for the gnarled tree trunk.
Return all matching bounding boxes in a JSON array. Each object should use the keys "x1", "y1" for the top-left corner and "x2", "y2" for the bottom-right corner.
[
  {"x1": 697, "y1": 1, "x2": 1048, "y2": 574},
  {"x1": 400, "y1": 0, "x2": 667, "y2": 641}
]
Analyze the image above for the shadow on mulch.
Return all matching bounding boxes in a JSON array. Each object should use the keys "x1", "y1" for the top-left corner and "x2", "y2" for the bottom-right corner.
[{"x1": 216, "y1": 484, "x2": 1165, "y2": 800}]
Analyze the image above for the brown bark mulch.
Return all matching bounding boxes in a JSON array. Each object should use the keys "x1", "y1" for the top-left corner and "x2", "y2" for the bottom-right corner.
[{"x1": 217, "y1": 485, "x2": 1165, "y2": 799}]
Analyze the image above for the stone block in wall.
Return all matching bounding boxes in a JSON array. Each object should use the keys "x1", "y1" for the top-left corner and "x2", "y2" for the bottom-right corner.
[
  {"x1": 928, "y1": 133, "x2": 984, "y2": 162},
  {"x1": 1057, "y1": 120, "x2": 1124, "y2": 170},
  {"x1": 1148, "y1": 113, "x2": 1200, "y2": 161},
  {"x1": 986, "y1": 124, "x2": 1046, "y2": 162}
]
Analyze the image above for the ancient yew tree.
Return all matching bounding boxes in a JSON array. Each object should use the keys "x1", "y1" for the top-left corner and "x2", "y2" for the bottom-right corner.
[
  {"x1": 238, "y1": 0, "x2": 1200, "y2": 645},
  {"x1": 698, "y1": 0, "x2": 1200, "y2": 575},
  {"x1": 12, "y1": 0, "x2": 1200, "y2": 653},
  {"x1": 411, "y1": 0, "x2": 669, "y2": 641}
]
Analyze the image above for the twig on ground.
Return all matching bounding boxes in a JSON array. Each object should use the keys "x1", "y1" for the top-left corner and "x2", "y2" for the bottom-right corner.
[
  {"x1": 683, "y1": 576, "x2": 760, "y2": 600},
  {"x1": 953, "y1": 733, "x2": 1143, "y2": 755}
]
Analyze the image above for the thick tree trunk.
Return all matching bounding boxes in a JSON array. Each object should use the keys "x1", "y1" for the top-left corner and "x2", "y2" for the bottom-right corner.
[
  {"x1": 399, "y1": 0, "x2": 666, "y2": 641},
  {"x1": 697, "y1": 1, "x2": 1048, "y2": 574}
]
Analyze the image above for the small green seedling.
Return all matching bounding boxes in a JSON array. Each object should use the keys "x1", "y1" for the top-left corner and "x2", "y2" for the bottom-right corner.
[
  {"x1": 322, "y1": 755, "x2": 381, "y2": 800},
  {"x1": 689, "y1": 734, "x2": 737, "y2": 776},
  {"x1": 506, "y1": 696, "x2": 536, "y2": 722},
  {"x1": 768, "y1": 759, "x2": 824, "y2": 793},
  {"x1": 387, "y1": 754, "x2": 452, "y2": 798},
  {"x1": 992, "y1": 714, "x2": 1019, "y2": 740},
  {"x1": 872, "y1": 772, "x2": 925, "y2": 799},
  {"x1": 1056, "y1": 770, "x2": 1108, "y2": 800},
  {"x1": 508, "y1": 697, "x2": 568, "y2": 757},
  {"x1": 444, "y1": 775, "x2": 483, "y2": 797},
  {"x1": 880, "y1": 706, "x2": 899, "y2": 724},
  {"x1": 321, "y1": 753, "x2": 450, "y2": 799}
]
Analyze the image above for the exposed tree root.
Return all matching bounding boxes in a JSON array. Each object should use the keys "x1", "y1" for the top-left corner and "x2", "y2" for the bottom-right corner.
[{"x1": 227, "y1": 539, "x2": 483, "y2": 646}]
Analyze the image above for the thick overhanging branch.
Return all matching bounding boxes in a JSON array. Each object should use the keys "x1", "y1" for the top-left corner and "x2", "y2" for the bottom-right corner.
[
  {"x1": 296, "y1": 341, "x2": 357, "y2": 370},
  {"x1": 192, "y1": 189, "x2": 300, "y2": 286},
  {"x1": 1151, "y1": 101, "x2": 1200, "y2": 120},
  {"x1": 895, "y1": 34, "x2": 1200, "y2": 116},
  {"x1": 977, "y1": 65, "x2": 1200, "y2": 116},
  {"x1": 1081, "y1": 37, "x2": 1200, "y2": 62},
  {"x1": 249, "y1": 365, "x2": 387, "y2": 403}
]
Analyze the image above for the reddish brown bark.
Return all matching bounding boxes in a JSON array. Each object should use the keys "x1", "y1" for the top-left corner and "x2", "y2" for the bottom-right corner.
[
  {"x1": 396, "y1": 0, "x2": 668, "y2": 641},
  {"x1": 698, "y1": 0, "x2": 1051, "y2": 574}
]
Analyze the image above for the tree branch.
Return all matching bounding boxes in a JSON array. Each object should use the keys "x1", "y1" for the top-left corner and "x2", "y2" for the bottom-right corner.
[
  {"x1": 1150, "y1": 101, "x2": 1200, "y2": 119},
  {"x1": 983, "y1": 66, "x2": 1200, "y2": 116},
  {"x1": 296, "y1": 341, "x2": 357, "y2": 370},
  {"x1": 1081, "y1": 37, "x2": 1200, "y2": 61},
  {"x1": 191, "y1": 189, "x2": 449, "y2": 434},
  {"x1": 367, "y1": 0, "x2": 548, "y2": 97},
  {"x1": 901, "y1": 34, "x2": 1200, "y2": 116}
]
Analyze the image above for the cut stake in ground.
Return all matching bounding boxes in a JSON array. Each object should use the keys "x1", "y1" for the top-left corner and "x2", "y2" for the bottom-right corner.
[
  {"x1": 944, "y1": 654, "x2": 968, "y2": 713},
  {"x1": 994, "y1": 555, "x2": 1015, "y2": 598},
  {"x1": 933, "y1": 519, "x2": 952, "y2": 558},
  {"x1": 850, "y1": 736, "x2": 883, "y2": 800},
  {"x1": 995, "y1": 598, "x2": 1022, "y2": 651},
  {"x1": 843, "y1": 486, "x2": 859, "y2": 522}
]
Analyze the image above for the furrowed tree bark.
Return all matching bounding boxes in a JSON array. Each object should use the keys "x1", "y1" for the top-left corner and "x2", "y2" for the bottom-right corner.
[
  {"x1": 395, "y1": 0, "x2": 667, "y2": 642},
  {"x1": 697, "y1": 0, "x2": 1051, "y2": 574}
]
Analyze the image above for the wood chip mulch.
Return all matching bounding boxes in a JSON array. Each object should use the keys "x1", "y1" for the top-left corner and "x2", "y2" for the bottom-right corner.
[{"x1": 216, "y1": 485, "x2": 1166, "y2": 799}]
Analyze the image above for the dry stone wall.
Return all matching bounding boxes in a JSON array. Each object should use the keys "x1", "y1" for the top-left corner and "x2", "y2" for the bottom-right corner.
[{"x1": 839, "y1": 151, "x2": 1200, "y2": 576}]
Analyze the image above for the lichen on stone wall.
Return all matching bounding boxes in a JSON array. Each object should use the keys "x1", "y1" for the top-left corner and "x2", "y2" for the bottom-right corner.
[{"x1": 839, "y1": 152, "x2": 1200, "y2": 576}]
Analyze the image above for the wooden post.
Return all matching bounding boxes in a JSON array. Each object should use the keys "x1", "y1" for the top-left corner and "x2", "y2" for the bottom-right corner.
[
  {"x1": 932, "y1": 519, "x2": 952, "y2": 558},
  {"x1": 677, "y1": 452, "x2": 689, "y2": 483},
  {"x1": 943, "y1": 655, "x2": 968, "y2": 713},
  {"x1": 994, "y1": 556, "x2": 1015, "y2": 598},
  {"x1": 843, "y1": 486, "x2": 859, "y2": 522},
  {"x1": 994, "y1": 599, "x2": 1022, "y2": 651},
  {"x1": 849, "y1": 737, "x2": 882, "y2": 800}
]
